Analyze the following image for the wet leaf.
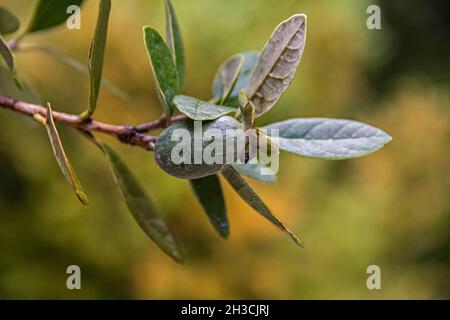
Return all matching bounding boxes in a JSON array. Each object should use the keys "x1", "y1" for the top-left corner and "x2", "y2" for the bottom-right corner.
[
  {"x1": 44, "y1": 104, "x2": 88, "y2": 205},
  {"x1": 212, "y1": 53, "x2": 244, "y2": 104},
  {"x1": 143, "y1": 26, "x2": 179, "y2": 117},
  {"x1": 246, "y1": 14, "x2": 307, "y2": 117},
  {"x1": 82, "y1": 0, "x2": 111, "y2": 119},
  {"x1": 155, "y1": 116, "x2": 243, "y2": 179},
  {"x1": 102, "y1": 144, "x2": 184, "y2": 263},
  {"x1": 165, "y1": 0, "x2": 185, "y2": 90},
  {"x1": 174, "y1": 95, "x2": 236, "y2": 121},
  {"x1": 190, "y1": 175, "x2": 229, "y2": 238},
  {"x1": 27, "y1": 0, "x2": 84, "y2": 33},
  {"x1": 0, "y1": 6, "x2": 20, "y2": 35},
  {"x1": 264, "y1": 118, "x2": 392, "y2": 159},
  {"x1": 221, "y1": 166, "x2": 303, "y2": 247},
  {"x1": 212, "y1": 51, "x2": 259, "y2": 107}
]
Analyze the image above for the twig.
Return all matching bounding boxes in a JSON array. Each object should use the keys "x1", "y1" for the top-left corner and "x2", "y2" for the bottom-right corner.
[{"x1": 0, "y1": 93, "x2": 185, "y2": 150}]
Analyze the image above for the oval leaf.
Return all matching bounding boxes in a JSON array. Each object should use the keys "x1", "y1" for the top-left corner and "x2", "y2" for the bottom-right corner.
[
  {"x1": 264, "y1": 118, "x2": 392, "y2": 159},
  {"x1": 221, "y1": 166, "x2": 303, "y2": 247},
  {"x1": 155, "y1": 116, "x2": 243, "y2": 179},
  {"x1": 190, "y1": 175, "x2": 229, "y2": 239},
  {"x1": 212, "y1": 51, "x2": 259, "y2": 107},
  {"x1": 174, "y1": 95, "x2": 236, "y2": 121},
  {"x1": 27, "y1": 0, "x2": 84, "y2": 33},
  {"x1": 212, "y1": 53, "x2": 244, "y2": 105},
  {"x1": 143, "y1": 26, "x2": 179, "y2": 117},
  {"x1": 165, "y1": 0, "x2": 185, "y2": 90},
  {"x1": 44, "y1": 104, "x2": 88, "y2": 205},
  {"x1": 246, "y1": 14, "x2": 307, "y2": 117},
  {"x1": 0, "y1": 6, "x2": 20, "y2": 35},
  {"x1": 81, "y1": 0, "x2": 111, "y2": 120},
  {"x1": 102, "y1": 144, "x2": 183, "y2": 263}
]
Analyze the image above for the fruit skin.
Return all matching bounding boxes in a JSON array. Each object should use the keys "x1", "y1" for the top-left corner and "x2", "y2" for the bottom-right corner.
[{"x1": 154, "y1": 116, "x2": 243, "y2": 179}]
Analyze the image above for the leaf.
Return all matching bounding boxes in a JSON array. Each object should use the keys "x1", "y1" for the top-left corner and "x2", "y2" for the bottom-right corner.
[
  {"x1": 143, "y1": 26, "x2": 179, "y2": 117},
  {"x1": 165, "y1": 0, "x2": 185, "y2": 90},
  {"x1": 23, "y1": 45, "x2": 132, "y2": 104},
  {"x1": 27, "y1": 0, "x2": 84, "y2": 33},
  {"x1": 102, "y1": 144, "x2": 183, "y2": 263},
  {"x1": 0, "y1": 36, "x2": 15, "y2": 76},
  {"x1": 190, "y1": 175, "x2": 229, "y2": 239},
  {"x1": 81, "y1": 0, "x2": 111, "y2": 120},
  {"x1": 212, "y1": 53, "x2": 244, "y2": 105},
  {"x1": 44, "y1": 104, "x2": 88, "y2": 205},
  {"x1": 221, "y1": 166, "x2": 303, "y2": 247},
  {"x1": 0, "y1": 66, "x2": 39, "y2": 103},
  {"x1": 264, "y1": 118, "x2": 392, "y2": 159},
  {"x1": 155, "y1": 116, "x2": 243, "y2": 179},
  {"x1": 233, "y1": 162, "x2": 277, "y2": 184},
  {"x1": 0, "y1": 6, "x2": 20, "y2": 35},
  {"x1": 246, "y1": 14, "x2": 307, "y2": 117},
  {"x1": 173, "y1": 95, "x2": 236, "y2": 121},
  {"x1": 212, "y1": 51, "x2": 259, "y2": 107}
]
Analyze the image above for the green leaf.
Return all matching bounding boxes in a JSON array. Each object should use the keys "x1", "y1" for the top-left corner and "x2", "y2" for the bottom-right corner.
[
  {"x1": 0, "y1": 36, "x2": 15, "y2": 77},
  {"x1": 190, "y1": 175, "x2": 229, "y2": 239},
  {"x1": 212, "y1": 53, "x2": 244, "y2": 105},
  {"x1": 233, "y1": 162, "x2": 277, "y2": 184},
  {"x1": 165, "y1": 0, "x2": 185, "y2": 90},
  {"x1": 0, "y1": 65, "x2": 39, "y2": 103},
  {"x1": 22, "y1": 45, "x2": 132, "y2": 104},
  {"x1": 143, "y1": 26, "x2": 179, "y2": 117},
  {"x1": 27, "y1": 0, "x2": 84, "y2": 34},
  {"x1": 264, "y1": 118, "x2": 392, "y2": 159},
  {"x1": 212, "y1": 51, "x2": 259, "y2": 107},
  {"x1": 81, "y1": 0, "x2": 111, "y2": 120},
  {"x1": 43, "y1": 104, "x2": 89, "y2": 205},
  {"x1": 0, "y1": 6, "x2": 20, "y2": 35},
  {"x1": 221, "y1": 166, "x2": 303, "y2": 247},
  {"x1": 173, "y1": 95, "x2": 236, "y2": 121},
  {"x1": 102, "y1": 144, "x2": 184, "y2": 263},
  {"x1": 155, "y1": 116, "x2": 243, "y2": 179},
  {"x1": 246, "y1": 14, "x2": 307, "y2": 117}
]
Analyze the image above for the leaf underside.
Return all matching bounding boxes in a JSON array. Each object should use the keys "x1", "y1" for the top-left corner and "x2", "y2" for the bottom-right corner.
[
  {"x1": 264, "y1": 118, "x2": 392, "y2": 159},
  {"x1": 233, "y1": 162, "x2": 277, "y2": 184},
  {"x1": 44, "y1": 105, "x2": 89, "y2": 205},
  {"x1": 221, "y1": 166, "x2": 303, "y2": 247},
  {"x1": 247, "y1": 14, "x2": 307, "y2": 117},
  {"x1": 212, "y1": 51, "x2": 260, "y2": 108},
  {"x1": 212, "y1": 54, "x2": 244, "y2": 104},
  {"x1": 173, "y1": 95, "x2": 236, "y2": 121},
  {"x1": 102, "y1": 144, "x2": 184, "y2": 263},
  {"x1": 190, "y1": 175, "x2": 229, "y2": 239}
]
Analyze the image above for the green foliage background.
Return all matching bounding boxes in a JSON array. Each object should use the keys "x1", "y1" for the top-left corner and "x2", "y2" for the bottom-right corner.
[{"x1": 0, "y1": 0, "x2": 449, "y2": 299}]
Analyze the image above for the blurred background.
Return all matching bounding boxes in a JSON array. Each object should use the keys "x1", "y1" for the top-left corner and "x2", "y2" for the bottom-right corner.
[{"x1": 0, "y1": 0, "x2": 449, "y2": 299}]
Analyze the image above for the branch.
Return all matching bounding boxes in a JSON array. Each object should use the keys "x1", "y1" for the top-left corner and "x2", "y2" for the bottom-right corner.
[{"x1": 0, "y1": 93, "x2": 187, "y2": 150}]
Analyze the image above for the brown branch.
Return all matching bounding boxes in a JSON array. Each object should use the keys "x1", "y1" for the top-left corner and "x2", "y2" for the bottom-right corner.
[{"x1": 0, "y1": 93, "x2": 186, "y2": 150}]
